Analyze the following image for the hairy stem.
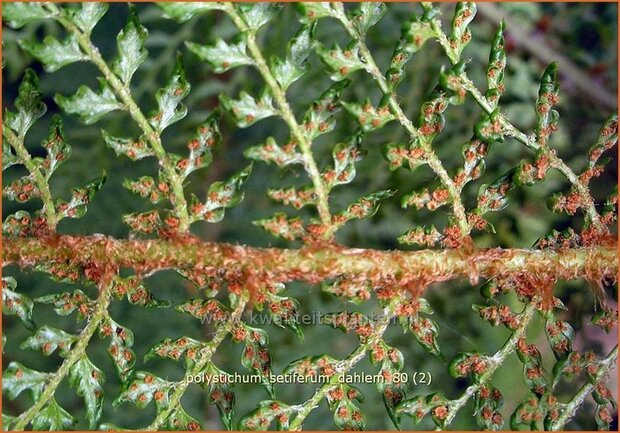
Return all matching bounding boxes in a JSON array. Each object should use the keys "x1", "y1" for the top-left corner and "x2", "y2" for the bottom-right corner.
[
  {"x1": 332, "y1": 3, "x2": 470, "y2": 237},
  {"x1": 4, "y1": 235, "x2": 617, "y2": 296},
  {"x1": 45, "y1": 4, "x2": 191, "y2": 231},
  {"x1": 222, "y1": 3, "x2": 332, "y2": 232},
  {"x1": 2, "y1": 127, "x2": 58, "y2": 229},
  {"x1": 11, "y1": 281, "x2": 113, "y2": 431},
  {"x1": 442, "y1": 302, "x2": 537, "y2": 428},
  {"x1": 144, "y1": 295, "x2": 248, "y2": 430},
  {"x1": 289, "y1": 296, "x2": 402, "y2": 430},
  {"x1": 549, "y1": 345, "x2": 618, "y2": 431}
]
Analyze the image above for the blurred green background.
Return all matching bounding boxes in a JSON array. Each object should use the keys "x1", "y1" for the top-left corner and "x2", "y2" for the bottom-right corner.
[{"x1": 2, "y1": 2, "x2": 617, "y2": 430}]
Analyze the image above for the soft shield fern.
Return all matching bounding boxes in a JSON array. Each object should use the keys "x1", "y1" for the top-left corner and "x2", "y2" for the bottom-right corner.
[{"x1": 2, "y1": 2, "x2": 618, "y2": 431}]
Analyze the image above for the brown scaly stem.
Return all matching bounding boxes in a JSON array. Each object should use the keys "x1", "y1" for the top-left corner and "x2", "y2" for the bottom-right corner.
[
  {"x1": 222, "y1": 3, "x2": 333, "y2": 234},
  {"x1": 4, "y1": 236, "x2": 617, "y2": 289},
  {"x1": 331, "y1": 3, "x2": 471, "y2": 238},
  {"x1": 43, "y1": 3, "x2": 191, "y2": 232}
]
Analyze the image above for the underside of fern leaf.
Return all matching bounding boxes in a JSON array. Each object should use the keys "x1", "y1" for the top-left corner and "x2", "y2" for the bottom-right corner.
[{"x1": 2, "y1": 2, "x2": 618, "y2": 431}]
